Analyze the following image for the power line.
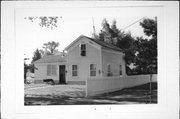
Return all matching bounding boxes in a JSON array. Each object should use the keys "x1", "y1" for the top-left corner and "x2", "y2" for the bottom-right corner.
[{"x1": 120, "y1": 17, "x2": 146, "y2": 31}]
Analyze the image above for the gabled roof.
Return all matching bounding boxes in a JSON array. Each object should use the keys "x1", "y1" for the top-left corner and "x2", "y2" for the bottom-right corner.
[
  {"x1": 64, "y1": 35, "x2": 122, "y2": 52},
  {"x1": 84, "y1": 36, "x2": 122, "y2": 52},
  {"x1": 34, "y1": 54, "x2": 67, "y2": 64}
]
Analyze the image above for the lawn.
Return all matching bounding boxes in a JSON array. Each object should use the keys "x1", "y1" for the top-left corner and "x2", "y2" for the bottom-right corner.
[{"x1": 25, "y1": 82, "x2": 157, "y2": 105}]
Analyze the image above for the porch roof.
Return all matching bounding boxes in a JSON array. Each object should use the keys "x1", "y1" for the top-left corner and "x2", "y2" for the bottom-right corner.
[{"x1": 34, "y1": 55, "x2": 67, "y2": 64}]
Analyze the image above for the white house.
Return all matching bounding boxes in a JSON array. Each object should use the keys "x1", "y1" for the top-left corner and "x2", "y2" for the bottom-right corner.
[
  {"x1": 34, "y1": 54, "x2": 67, "y2": 84},
  {"x1": 34, "y1": 35, "x2": 126, "y2": 84}
]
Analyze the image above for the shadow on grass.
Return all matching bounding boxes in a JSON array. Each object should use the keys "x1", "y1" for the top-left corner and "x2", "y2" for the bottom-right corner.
[
  {"x1": 25, "y1": 82, "x2": 157, "y2": 105},
  {"x1": 90, "y1": 82, "x2": 157, "y2": 104}
]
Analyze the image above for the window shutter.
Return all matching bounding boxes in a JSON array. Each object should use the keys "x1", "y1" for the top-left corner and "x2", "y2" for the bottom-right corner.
[
  {"x1": 47, "y1": 65, "x2": 51, "y2": 76},
  {"x1": 52, "y1": 65, "x2": 57, "y2": 75}
]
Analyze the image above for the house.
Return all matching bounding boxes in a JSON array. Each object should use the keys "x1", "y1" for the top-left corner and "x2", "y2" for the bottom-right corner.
[
  {"x1": 34, "y1": 35, "x2": 126, "y2": 84},
  {"x1": 34, "y1": 54, "x2": 67, "y2": 84}
]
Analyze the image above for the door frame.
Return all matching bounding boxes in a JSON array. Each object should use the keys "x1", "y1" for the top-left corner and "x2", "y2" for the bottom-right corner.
[{"x1": 59, "y1": 65, "x2": 66, "y2": 84}]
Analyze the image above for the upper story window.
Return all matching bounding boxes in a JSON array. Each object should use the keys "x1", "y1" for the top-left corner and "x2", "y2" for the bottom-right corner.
[
  {"x1": 119, "y1": 65, "x2": 122, "y2": 75},
  {"x1": 47, "y1": 65, "x2": 57, "y2": 76},
  {"x1": 72, "y1": 65, "x2": 78, "y2": 76},
  {"x1": 90, "y1": 64, "x2": 96, "y2": 76},
  {"x1": 80, "y1": 44, "x2": 86, "y2": 56}
]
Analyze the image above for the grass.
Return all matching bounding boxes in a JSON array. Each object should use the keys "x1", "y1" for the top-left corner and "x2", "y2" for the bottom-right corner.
[
  {"x1": 25, "y1": 83, "x2": 48, "y2": 89},
  {"x1": 25, "y1": 82, "x2": 157, "y2": 105}
]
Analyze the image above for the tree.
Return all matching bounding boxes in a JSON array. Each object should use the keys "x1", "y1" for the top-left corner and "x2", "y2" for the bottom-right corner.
[
  {"x1": 32, "y1": 49, "x2": 42, "y2": 63},
  {"x1": 98, "y1": 19, "x2": 112, "y2": 43},
  {"x1": 40, "y1": 41, "x2": 60, "y2": 56},
  {"x1": 96, "y1": 19, "x2": 136, "y2": 75},
  {"x1": 30, "y1": 49, "x2": 42, "y2": 73},
  {"x1": 131, "y1": 38, "x2": 156, "y2": 74},
  {"x1": 117, "y1": 33, "x2": 134, "y2": 51},
  {"x1": 140, "y1": 17, "x2": 157, "y2": 39},
  {"x1": 137, "y1": 17, "x2": 157, "y2": 74},
  {"x1": 98, "y1": 19, "x2": 126, "y2": 46},
  {"x1": 139, "y1": 17, "x2": 157, "y2": 103},
  {"x1": 24, "y1": 59, "x2": 29, "y2": 83},
  {"x1": 24, "y1": 62, "x2": 28, "y2": 81},
  {"x1": 96, "y1": 17, "x2": 157, "y2": 75},
  {"x1": 24, "y1": 16, "x2": 61, "y2": 30},
  {"x1": 129, "y1": 17, "x2": 157, "y2": 74}
]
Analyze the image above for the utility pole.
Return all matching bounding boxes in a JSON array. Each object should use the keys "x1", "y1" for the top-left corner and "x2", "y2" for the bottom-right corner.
[{"x1": 92, "y1": 17, "x2": 97, "y2": 39}]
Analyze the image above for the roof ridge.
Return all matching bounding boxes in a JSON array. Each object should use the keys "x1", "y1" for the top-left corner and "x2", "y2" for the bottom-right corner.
[{"x1": 83, "y1": 35, "x2": 122, "y2": 52}]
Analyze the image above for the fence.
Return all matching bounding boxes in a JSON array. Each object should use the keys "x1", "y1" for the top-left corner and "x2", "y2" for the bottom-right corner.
[{"x1": 86, "y1": 74, "x2": 157, "y2": 96}]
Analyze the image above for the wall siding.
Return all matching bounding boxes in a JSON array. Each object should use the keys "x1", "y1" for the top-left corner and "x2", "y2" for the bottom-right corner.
[
  {"x1": 67, "y1": 38, "x2": 101, "y2": 82},
  {"x1": 34, "y1": 62, "x2": 67, "y2": 84},
  {"x1": 101, "y1": 49, "x2": 126, "y2": 77}
]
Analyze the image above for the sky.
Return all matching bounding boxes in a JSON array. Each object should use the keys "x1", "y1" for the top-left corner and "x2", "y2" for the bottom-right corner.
[{"x1": 16, "y1": 7, "x2": 157, "y2": 64}]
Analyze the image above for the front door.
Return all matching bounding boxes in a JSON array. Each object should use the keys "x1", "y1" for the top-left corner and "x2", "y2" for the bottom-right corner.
[{"x1": 59, "y1": 65, "x2": 66, "y2": 84}]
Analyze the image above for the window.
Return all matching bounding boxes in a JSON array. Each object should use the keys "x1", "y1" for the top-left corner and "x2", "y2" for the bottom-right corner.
[
  {"x1": 72, "y1": 65, "x2": 78, "y2": 76},
  {"x1": 107, "y1": 64, "x2": 112, "y2": 76},
  {"x1": 51, "y1": 65, "x2": 57, "y2": 75},
  {"x1": 47, "y1": 65, "x2": 57, "y2": 76},
  {"x1": 80, "y1": 44, "x2": 86, "y2": 56},
  {"x1": 90, "y1": 64, "x2": 96, "y2": 76},
  {"x1": 119, "y1": 65, "x2": 122, "y2": 75}
]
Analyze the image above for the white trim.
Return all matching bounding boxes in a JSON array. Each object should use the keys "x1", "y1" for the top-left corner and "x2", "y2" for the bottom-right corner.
[
  {"x1": 64, "y1": 35, "x2": 84, "y2": 51},
  {"x1": 46, "y1": 64, "x2": 57, "y2": 76},
  {"x1": 87, "y1": 40, "x2": 101, "y2": 50},
  {"x1": 79, "y1": 43, "x2": 87, "y2": 57},
  {"x1": 66, "y1": 37, "x2": 101, "y2": 53},
  {"x1": 64, "y1": 35, "x2": 101, "y2": 51},
  {"x1": 90, "y1": 63, "x2": 97, "y2": 77},
  {"x1": 35, "y1": 62, "x2": 67, "y2": 65},
  {"x1": 64, "y1": 35, "x2": 124, "y2": 56},
  {"x1": 107, "y1": 63, "x2": 112, "y2": 76},
  {"x1": 72, "y1": 64, "x2": 78, "y2": 77}
]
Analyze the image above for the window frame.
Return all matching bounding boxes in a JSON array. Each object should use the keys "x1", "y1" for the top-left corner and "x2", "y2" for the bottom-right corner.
[
  {"x1": 72, "y1": 65, "x2": 78, "y2": 76},
  {"x1": 47, "y1": 65, "x2": 51, "y2": 76},
  {"x1": 80, "y1": 44, "x2": 86, "y2": 56},
  {"x1": 119, "y1": 64, "x2": 122, "y2": 76},
  {"x1": 107, "y1": 64, "x2": 112, "y2": 76},
  {"x1": 51, "y1": 65, "x2": 57, "y2": 76},
  {"x1": 47, "y1": 64, "x2": 57, "y2": 76},
  {"x1": 90, "y1": 64, "x2": 96, "y2": 77}
]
